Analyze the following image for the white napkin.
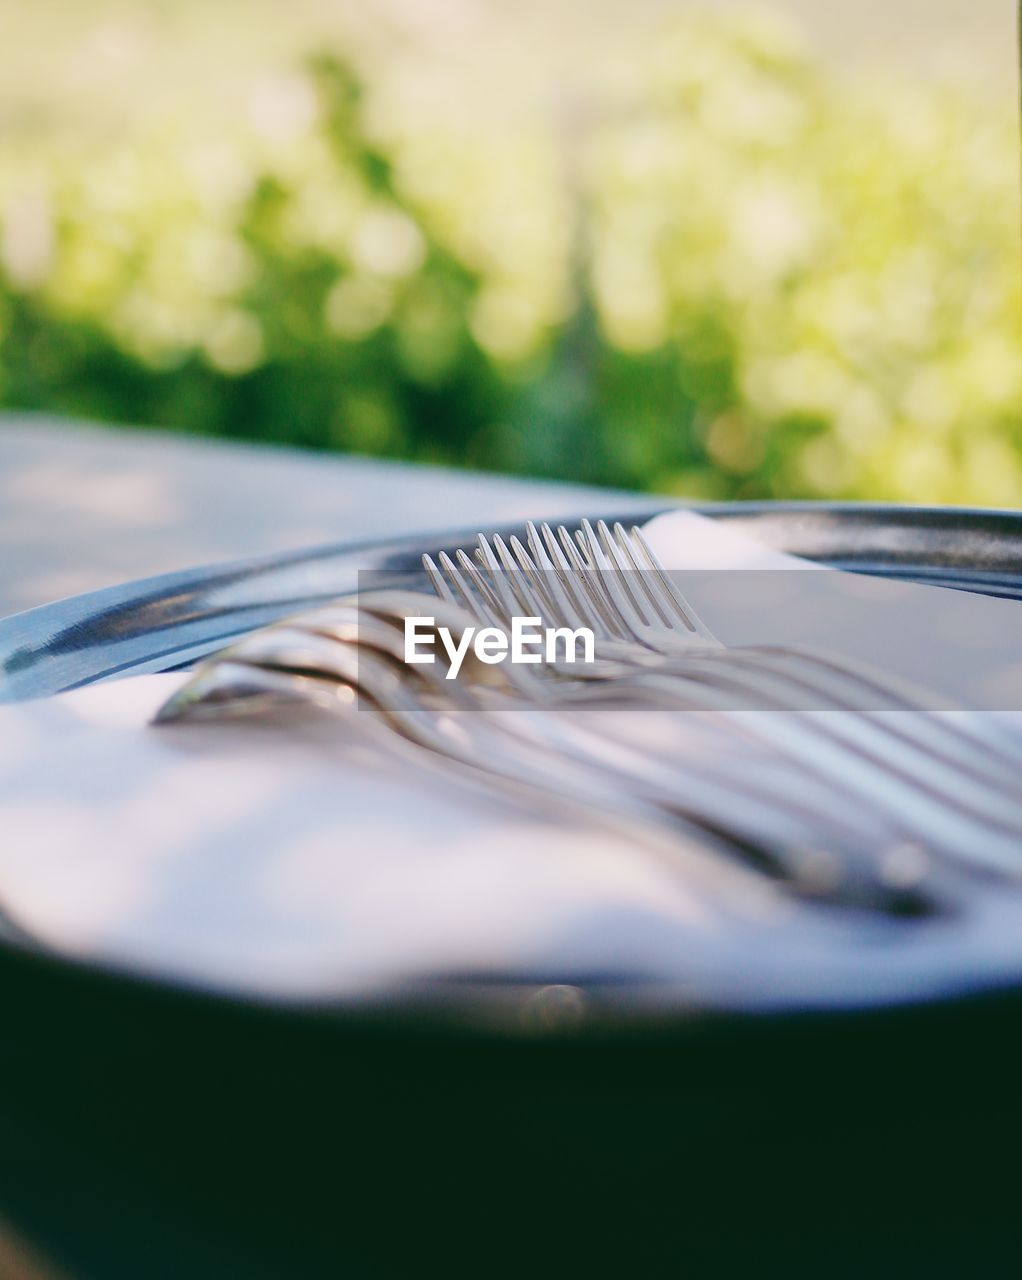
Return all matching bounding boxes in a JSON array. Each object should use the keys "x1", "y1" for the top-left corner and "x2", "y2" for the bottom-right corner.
[
  {"x1": 642, "y1": 510, "x2": 1022, "y2": 710},
  {"x1": 1, "y1": 509, "x2": 1021, "y2": 1012},
  {"x1": 643, "y1": 509, "x2": 825, "y2": 571}
]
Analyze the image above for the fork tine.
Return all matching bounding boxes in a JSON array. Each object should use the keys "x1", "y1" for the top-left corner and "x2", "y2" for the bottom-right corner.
[
  {"x1": 476, "y1": 535, "x2": 532, "y2": 623},
  {"x1": 538, "y1": 523, "x2": 617, "y2": 638},
  {"x1": 555, "y1": 525, "x2": 629, "y2": 639},
  {"x1": 518, "y1": 523, "x2": 587, "y2": 628},
  {"x1": 573, "y1": 526, "x2": 595, "y2": 567},
  {"x1": 610, "y1": 522, "x2": 674, "y2": 628},
  {"x1": 435, "y1": 551, "x2": 480, "y2": 617},
  {"x1": 578, "y1": 519, "x2": 658, "y2": 646},
  {"x1": 423, "y1": 554, "x2": 461, "y2": 610},
  {"x1": 596, "y1": 519, "x2": 664, "y2": 627},
  {"x1": 454, "y1": 549, "x2": 506, "y2": 628},
  {"x1": 536, "y1": 522, "x2": 587, "y2": 607},
  {"x1": 529, "y1": 521, "x2": 588, "y2": 619},
  {"x1": 507, "y1": 534, "x2": 563, "y2": 619},
  {"x1": 495, "y1": 533, "x2": 556, "y2": 621},
  {"x1": 441, "y1": 550, "x2": 513, "y2": 636},
  {"x1": 454, "y1": 549, "x2": 503, "y2": 612},
  {"x1": 493, "y1": 532, "x2": 558, "y2": 622},
  {"x1": 626, "y1": 524, "x2": 719, "y2": 642},
  {"x1": 527, "y1": 527, "x2": 584, "y2": 632}
]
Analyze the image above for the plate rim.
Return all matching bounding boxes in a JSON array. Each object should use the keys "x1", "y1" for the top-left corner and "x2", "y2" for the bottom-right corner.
[{"x1": 6, "y1": 499, "x2": 1022, "y2": 703}]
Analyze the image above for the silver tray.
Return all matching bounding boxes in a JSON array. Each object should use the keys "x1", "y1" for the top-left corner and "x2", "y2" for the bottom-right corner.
[
  {"x1": 1, "y1": 500, "x2": 1022, "y2": 1024},
  {"x1": 2, "y1": 503, "x2": 1022, "y2": 1279}
]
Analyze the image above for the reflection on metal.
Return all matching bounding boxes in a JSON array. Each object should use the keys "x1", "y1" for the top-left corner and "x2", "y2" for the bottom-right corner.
[{"x1": 6, "y1": 503, "x2": 1022, "y2": 704}]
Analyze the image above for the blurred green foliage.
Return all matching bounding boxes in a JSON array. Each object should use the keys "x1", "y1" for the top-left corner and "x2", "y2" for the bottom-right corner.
[{"x1": 1, "y1": 9, "x2": 1021, "y2": 503}]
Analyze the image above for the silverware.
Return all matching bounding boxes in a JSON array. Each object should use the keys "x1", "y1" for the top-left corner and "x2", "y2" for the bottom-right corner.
[
  {"x1": 424, "y1": 519, "x2": 1022, "y2": 879},
  {"x1": 154, "y1": 590, "x2": 948, "y2": 916},
  {"x1": 152, "y1": 511, "x2": 1022, "y2": 914}
]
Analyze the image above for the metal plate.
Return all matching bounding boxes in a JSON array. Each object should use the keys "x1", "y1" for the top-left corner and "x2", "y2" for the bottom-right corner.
[
  {"x1": 2, "y1": 502, "x2": 1021, "y2": 1280},
  {"x1": 2, "y1": 500, "x2": 1022, "y2": 1032}
]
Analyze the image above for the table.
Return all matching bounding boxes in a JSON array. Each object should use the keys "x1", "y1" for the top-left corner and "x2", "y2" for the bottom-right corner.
[{"x1": 0, "y1": 413, "x2": 648, "y2": 619}]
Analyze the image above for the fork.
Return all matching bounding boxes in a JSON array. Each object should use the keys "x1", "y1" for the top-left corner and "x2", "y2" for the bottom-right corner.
[
  {"x1": 575, "y1": 520, "x2": 1022, "y2": 803},
  {"x1": 425, "y1": 520, "x2": 1022, "y2": 878},
  {"x1": 154, "y1": 594, "x2": 944, "y2": 916}
]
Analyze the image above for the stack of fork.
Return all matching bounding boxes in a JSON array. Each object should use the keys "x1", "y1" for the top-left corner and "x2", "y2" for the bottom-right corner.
[{"x1": 156, "y1": 519, "x2": 1022, "y2": 921}]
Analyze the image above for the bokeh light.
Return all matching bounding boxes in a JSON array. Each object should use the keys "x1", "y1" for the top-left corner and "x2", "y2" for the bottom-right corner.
[{"x1": 0, "y1": 1, "x2": 1019, "y2": 503}]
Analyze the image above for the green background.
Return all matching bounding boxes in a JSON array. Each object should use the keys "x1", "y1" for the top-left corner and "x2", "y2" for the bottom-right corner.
[{"x1": 1, "y1": 2, "x2": 1020, "y2": 503}]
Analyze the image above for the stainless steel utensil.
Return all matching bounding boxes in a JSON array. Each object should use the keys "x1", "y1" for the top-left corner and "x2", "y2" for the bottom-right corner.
[
  {"x1": 155, "y1": 590, "x2": 948, "y2": 916},
  {"x1": 425, "y1": 519, "x2": 1022, "y2": 879}
]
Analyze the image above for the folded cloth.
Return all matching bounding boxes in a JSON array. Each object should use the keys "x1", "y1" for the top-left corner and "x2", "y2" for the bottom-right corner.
[
  {"x1": 643, "y1": 508, "x2": 825, "y2": 570},
  {"x1": 643, "y1": 509, "x2": 1022, "y2": 710},
  {"x1": 1, "y1": 510, "x2": 1022, "y2": 1013}
]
